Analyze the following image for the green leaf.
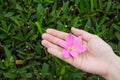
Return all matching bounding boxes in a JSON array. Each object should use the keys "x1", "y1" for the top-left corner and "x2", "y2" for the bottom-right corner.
[
  {"x1": 70, "y1": 17, "x2": 80, "y2": 27},
  {"x1": 10, "y1": 17, "x2": 20, "y2": 28},
  {"x1": 4, "y1": 46, "x2": 12, "y2": 59},
  {"x1": 112, "y1": 24, "x2": 120, "y2": 32},
  {"x1": 24, "y1": 61, "x2": 40, "y2": 69},
  {"x1": 118, "y1": 41, "x2": 120, "y2": 50},
  {"x1": 60, "y1": 66, "x2": 65, "y2": 75},
  {"x1": 35, "y1": 19, "x2": 43, "y2": 35},
  {"x1": 35, "y1": 42, "x2": 42, "y2": 54},
  {"x1": 37, "y1": 3, "x2": 46, "y2": 18},
  {"x1": 4, "y1": 12, "x2": 14, "y2": 17},
  {"x1": 105, "y1": 0, "x2": 112, "y2": 12},
  {"x1": 52, "y1": 2, "x2": 57, "y2": 11},
  {"x1": 1, "y1": 20, "x2": 7, "y2": 29},
  {"x1": 115, "y1": 32, "x2": 120, "y2": 40},
  {"x1": 24, "y1": 73, "x2": 32, "y2": 78},
  {"x1": 94, "y1": 0, "x2": 98, "y2": 9},
  {"x1": 16, "y1": 4, "x2": 23, "y2": 11},
  {"x1": 79, "y1": 0, "x2": 84, "y2": 13},
  {"x1": 4, "y1": 72, "x2": 17, "y2": 78},
  {"x1": 13, "y1": 31, "x2": 25, "y2": 41},
  {"x1": 75, "y1": 0, "x2": 80, "y2": 5},
  {"x1": 3, "y1": 69, "x2": 17, "y2": 78},
  {"x1": 84, "y1": 18, "x2": 91, "y2": 31},
  {"x1": 42, "y1": 63, "x2": 49, "y2": 79},
  {"x1": 62, "y1": 1, "x2": 69, "y2": 14},
  {"x1": 51, "y1": 2, "x2": 57, "y2": 17},
  {"x1": 0, "y1": 27, "x2": 7, "y2": 33},
  {"x1": 0, "y1": 60, "x2": 4, "y2": 69},
  {"x1": 0, "y1": 70, "x2": 4, "y2": 75},
  {"x1": 19, "y1": 68, "x2": 32, "y2": 78},
  {"x1": 30, "y1": 34, "x2": 38, "y2": 41},
  {"x1": 57, "y1": 21, "x2": 63, "y2": 30},
  {"x1": 91, "y1": 0, "x2": 94, "y2": 11},
  {"x1": 99, "y1": 16, "x2": 107, "y2": 26},
  {"x1": 99, "y1": 0, "x2": 104, "y2": 11},
  {"x1": 108, "y1": 42, "x2": 116, "y2": 49},
  {"x1": 114, "y1": 3, "x2": 120, "y2": 9}
]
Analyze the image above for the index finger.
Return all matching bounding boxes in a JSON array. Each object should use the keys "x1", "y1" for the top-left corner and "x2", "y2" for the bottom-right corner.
[{"x1": 46, "y1": 28, "x2": 68, "y2": 40}]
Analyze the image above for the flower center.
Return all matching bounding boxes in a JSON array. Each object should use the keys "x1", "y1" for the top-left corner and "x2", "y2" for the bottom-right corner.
[{"x1": 68, "y1": 47, "x2": 74, "y2": 51}]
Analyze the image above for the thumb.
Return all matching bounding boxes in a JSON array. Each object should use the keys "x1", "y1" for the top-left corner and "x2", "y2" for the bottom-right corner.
[{"x1": 71, "y1": 27, "x2": 95, "y2": 41}]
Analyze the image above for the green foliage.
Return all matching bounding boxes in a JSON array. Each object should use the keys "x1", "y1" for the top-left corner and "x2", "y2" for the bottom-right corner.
[{"x1": 0, "y1": 0, "x2": 119, "y2": 79}]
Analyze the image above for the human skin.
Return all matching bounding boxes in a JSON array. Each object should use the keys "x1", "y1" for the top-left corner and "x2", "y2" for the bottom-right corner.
[{"x1": 41, "y1": 27, "x2": 120, "y2": 80}]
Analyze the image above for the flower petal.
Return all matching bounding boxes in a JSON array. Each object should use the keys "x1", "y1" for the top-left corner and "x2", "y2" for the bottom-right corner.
[
  {"x1": 66, "y1": 34, "x2": 74, "y2": 45},
  {"x1": 58, "y1": 41, "x2": 67, "y2": 48},
  {"x1": 62, "y1": 50, "x2": 71, "y2": 58},
  {"x1": 70, "y1": 51, "x2": 78, "y2": 58},
  {"x1": 78, "y1": 45, "x2": 87, "y2": 53},
  {"x1": 74, "y1": 36, "x2": 82, "y2": 45}
]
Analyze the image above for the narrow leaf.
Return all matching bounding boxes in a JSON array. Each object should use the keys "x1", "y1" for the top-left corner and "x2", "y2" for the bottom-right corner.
[
  {"x1": 35, "y1": 19, "x2": 43, "y2": 35},
  {"x1": 42, "y1": 63, "x2": 49, "y2": 79},
  {"x1": 4, "y1": 46, "x2": 12, "y2": 59}
]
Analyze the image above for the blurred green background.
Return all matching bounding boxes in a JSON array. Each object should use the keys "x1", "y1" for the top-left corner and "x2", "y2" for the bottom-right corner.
[{"x1": 0, "y1": 0, "x2": 120, "y2": 79}]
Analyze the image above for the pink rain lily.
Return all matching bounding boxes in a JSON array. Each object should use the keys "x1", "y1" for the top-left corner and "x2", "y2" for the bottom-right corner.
[{"x1": 59, "y1": 34, "x2": 87, "y2": 58}]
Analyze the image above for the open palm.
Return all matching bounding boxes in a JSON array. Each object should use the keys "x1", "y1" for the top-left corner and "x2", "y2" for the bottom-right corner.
[{"x1": 41, "y1": 27, "x2": 116, "y2": 77}]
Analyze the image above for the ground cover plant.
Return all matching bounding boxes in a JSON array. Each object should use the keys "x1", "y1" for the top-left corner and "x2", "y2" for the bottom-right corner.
[{"x1": 0, "y1": 0, "x2": 120, "y2": 79}]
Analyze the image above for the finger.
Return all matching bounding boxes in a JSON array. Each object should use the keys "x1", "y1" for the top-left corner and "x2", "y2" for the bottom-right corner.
[
  {"x1": 48, "y1": 48, "x2": 74, "y2": 64},
  {"x1": 71, "y1": 27, "x2": 95, "y2": 41},
  {"x1": 41, "y1": 40, "x2": 63, "y2": 51},
  {"x1": 42, "y1": 33, "x2": 63, "y2": 46},
  {"x1": 46, "y1": 28, "x2": 68, "y2": 40}
]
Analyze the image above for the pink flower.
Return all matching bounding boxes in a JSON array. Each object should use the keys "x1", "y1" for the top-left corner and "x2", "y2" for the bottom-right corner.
[{"x1": 59, "y1": 34, "x2": 87, "y2": 58}]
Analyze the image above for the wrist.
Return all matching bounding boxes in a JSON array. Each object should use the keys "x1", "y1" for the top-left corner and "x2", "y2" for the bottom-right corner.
[{"x1": 104, "y1": 55, "x2": 120, "y2": 80}]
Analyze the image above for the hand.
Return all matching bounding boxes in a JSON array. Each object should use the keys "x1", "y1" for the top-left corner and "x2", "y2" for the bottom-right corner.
[{"x1": 41, "y1": 27, "x2": 120, "y2": 79}]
